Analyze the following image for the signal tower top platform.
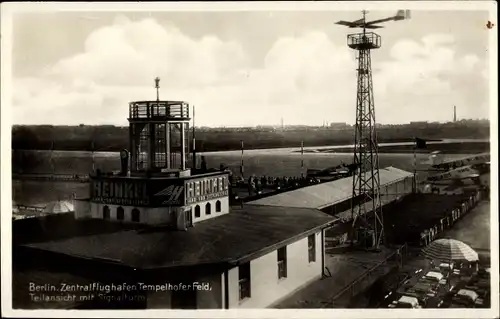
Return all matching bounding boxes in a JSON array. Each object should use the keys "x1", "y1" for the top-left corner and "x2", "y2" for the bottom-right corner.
[
  {"x1": 128, "y1": 100, "x2": 190, "y2": 122},
  {"x1": 347, "y1": 32, "x2": 381, "y2": 50},
  {"x1": 337, "y1": 10, "x2": 410, "y2": 51}
]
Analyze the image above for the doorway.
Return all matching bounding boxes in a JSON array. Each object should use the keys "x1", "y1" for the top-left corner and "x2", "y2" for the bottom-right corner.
[{"x1": 185, "y1": 208, "x2": 193, "y2": 227}]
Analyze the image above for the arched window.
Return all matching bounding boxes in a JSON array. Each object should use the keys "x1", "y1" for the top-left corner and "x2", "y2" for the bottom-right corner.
[
  {"x1": 117, "y1": 207, "x2": 124, "y2": 221},
  {"x1": 194, "y1": 205, "x2": 201, "y2": 218},
  {"x1": 205, "y1": 202, "x2": 211, "y2": 215},
  {"x1": 216, "y1": 200, "x2": 221, "y2": 212},
  {"x1": 132, "y1": 208, "x2": 140, "y2": 222},
  {"x1": 103, "y1": 206, "x2": 110, "y2": 220}
]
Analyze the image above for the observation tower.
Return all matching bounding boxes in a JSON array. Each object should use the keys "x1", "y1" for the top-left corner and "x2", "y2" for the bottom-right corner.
[{"x1": 74, "y1": 78, "x2": 231, "y2": 229}]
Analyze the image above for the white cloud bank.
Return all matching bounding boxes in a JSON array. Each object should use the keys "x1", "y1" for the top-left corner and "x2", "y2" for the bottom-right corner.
[{"x1": 12, "y1": 16, "x2": 489, "y2": 126}]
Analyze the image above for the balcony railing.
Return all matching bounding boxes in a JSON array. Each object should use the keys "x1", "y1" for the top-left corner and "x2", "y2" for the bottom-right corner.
[
  {"x1": 129, "y1": 101, "x2": 190, "y2": 120},
  {"x1": 347, "y1": 32, "x2": 381, "y2": 50}
]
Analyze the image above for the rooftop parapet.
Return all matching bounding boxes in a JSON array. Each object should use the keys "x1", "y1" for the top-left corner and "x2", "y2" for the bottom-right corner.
[
  {"x1": 129, "y1": 101, "x2": 190, "y2": 121},
  {"x1": 347, "y1": 32, "x2": 381, "y2": 50}
]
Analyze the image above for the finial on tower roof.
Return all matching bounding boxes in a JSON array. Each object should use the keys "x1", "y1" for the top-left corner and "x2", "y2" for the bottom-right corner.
[{"x1": 155, "y1": 77, "x2": 160, "y2": 101}]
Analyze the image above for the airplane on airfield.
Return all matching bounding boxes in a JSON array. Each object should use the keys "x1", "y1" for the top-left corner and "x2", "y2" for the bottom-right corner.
[
  {"x1": 306, "y1": 162, "x2": 355, "y2": 180},
  {"x1": 335, "y1": 10, "x2": 411, "y2": 29},
  {"x1": 426, "y1": 162, "x2": 490, "y2": 186},
  {"x1": 429, "y1": 151, "x2": 490, "y2": 170}
]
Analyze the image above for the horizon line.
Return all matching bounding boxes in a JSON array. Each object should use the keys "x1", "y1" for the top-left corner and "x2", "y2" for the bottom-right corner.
[{"x1": 11, "y1": 118, "x2": 491, "y2": 128}]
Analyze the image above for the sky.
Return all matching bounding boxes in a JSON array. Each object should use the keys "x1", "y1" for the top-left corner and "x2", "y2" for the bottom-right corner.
[{"x1": 10, "y1": 9, "x2": 491, "y2": 127}]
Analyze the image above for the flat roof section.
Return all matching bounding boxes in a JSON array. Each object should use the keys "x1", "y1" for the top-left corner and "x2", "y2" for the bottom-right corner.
[
  {"x1": 247, "y1": 167, "x2": 413, "y2": 210},
  {"x1": 381, "y1": 191, "x2": 479, "y2": 244},
  {"x1": 24, "y1": 205, "x2": 335, "y2": 270}
]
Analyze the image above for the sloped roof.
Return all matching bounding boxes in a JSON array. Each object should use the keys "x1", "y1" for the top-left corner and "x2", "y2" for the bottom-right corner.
[
  {"x1": 247, "y1": 166, "x2": 413, "y2": 209},
  {"x1": 24, "y1": 205, "x2": 335, "y2": 270}
]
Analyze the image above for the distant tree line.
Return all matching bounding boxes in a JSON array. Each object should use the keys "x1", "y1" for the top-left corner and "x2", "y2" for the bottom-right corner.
[
  {"x1": 325, "y1": 142, "x2": 490, "y2": 154},
  {"x1": 11, "y1": 122, "x2": 490, "y2": 153}
]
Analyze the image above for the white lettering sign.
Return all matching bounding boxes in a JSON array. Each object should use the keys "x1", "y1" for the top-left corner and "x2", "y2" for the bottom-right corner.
[
  {"x1": 93, "y1": 180, "x2": 148, "y2": 202},
  {"x1": 185, "y1": 175, "x2": 229, "y2": 204}
]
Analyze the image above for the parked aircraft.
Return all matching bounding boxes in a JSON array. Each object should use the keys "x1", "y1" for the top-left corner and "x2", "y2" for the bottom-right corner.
[{"x1": 426, "y1": 162, "x2": 490, "y2": 185}]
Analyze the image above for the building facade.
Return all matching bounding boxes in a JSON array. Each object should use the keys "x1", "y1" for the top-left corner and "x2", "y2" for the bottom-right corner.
[
  {"x1": 143, "y1": 230, "x2": 324, "y2": 309},
  {"x1": 19, "y1": 206, "x2": 332, "y2": 309},
  {"x1": 13, "y1": 82, "x2": 335, "y2": 310},
  {"x1": 74, "y1": 171, "x2": 231, "y2": 227},
  {"x1": 227, "y1": 231, "x2": 323, "y2": 308}
]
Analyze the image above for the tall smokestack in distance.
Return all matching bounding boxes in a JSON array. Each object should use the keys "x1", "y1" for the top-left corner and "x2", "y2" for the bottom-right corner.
[
  {"x1": 453, "y1": 105, "x2": 457, "y2": 122},
  {"x1": 192, "y1": 104, "x2": 196, "y2": 170}
]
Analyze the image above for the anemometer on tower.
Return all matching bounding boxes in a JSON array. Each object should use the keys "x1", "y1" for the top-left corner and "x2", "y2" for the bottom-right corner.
[{"x1": 335, "y1": 10, "x2": 410, "y2": 250}]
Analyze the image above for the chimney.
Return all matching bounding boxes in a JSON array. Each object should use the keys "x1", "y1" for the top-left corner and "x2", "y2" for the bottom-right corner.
[{"x1": 453, "y1": 106, "x2": 457, "y2": 122}]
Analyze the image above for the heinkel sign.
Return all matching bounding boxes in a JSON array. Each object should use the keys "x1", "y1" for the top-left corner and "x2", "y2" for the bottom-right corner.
[
  {"x1": 184, "y1": 175, "x2": 229, "y2": 204},
  {"x1": 154, "y1": 185, "x2": 184, "y2": 205},
  {"x1": 92, "y1": 180, "x2": 149, "y2": 206}
]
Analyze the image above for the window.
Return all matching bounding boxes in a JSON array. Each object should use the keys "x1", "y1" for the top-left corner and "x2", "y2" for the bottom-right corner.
[
  {"x1": 277, "y1": 247, "x2": 287, "y2": 279},
  {"x1": 103, "y1": 206, "x2": 110, "y2": 220},
  {"x1": 238, "y1": 262, "x2": 251, "y2": 300},
  {"x1": 308, "y1": 234, "x2": 316, "y2": 263},
  {"x1": 131, "y1": 208, "x2": 140, "y2": 222},
  {"x1": 205, "y1": 202, "x2": 211, "y2": 215},
  {"x1": 194, "y1": 205, "x2": 201, "y2": 218},
  {"x1": 216, "y1": 200, "x2": 221, "y2": 212},
  {"x1": 116, "y1": 207, "x2": 124, "y2": 221}
]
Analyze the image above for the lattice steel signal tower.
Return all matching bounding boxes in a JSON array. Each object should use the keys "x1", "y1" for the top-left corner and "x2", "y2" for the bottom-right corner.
[{"x1": 336, "y1": 10, "x2": 410, "y2": 249}]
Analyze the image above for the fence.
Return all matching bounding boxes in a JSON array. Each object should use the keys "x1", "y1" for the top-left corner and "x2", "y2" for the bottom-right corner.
[
  {"x1": 419, "y1": 189, "x2": 483, "y2": 247},
  {"x1": 13, "y1": 212, "x2": 54, "y2": 220},
  {"x1": 13, "y1": 203, "x2": 75, "y2": 221},
  {"x1": 321, "y1": 243, "x2": 409, "y2": 308},
  {"x1": 14, "y1": 205, "x2": 45, "y2": 213},
  {"x1": 12, "y1": 173, "x2": 90, "y2": 183}
]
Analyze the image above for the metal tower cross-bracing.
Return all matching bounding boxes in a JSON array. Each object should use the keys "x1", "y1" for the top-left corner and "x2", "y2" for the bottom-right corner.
[{"x1": 336, "y1": 10, "x2": 410, "y2": 249}]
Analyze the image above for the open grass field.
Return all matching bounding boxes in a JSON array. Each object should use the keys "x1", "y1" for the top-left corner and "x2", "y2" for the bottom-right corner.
[{"x1": 12, "y1": 148, "x2": 472, "y2": 206}]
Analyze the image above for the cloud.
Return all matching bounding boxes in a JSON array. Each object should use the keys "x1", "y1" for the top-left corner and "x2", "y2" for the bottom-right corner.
[
  {"x1": 12, "y1": 16, "x2": 489, "y2": 126},
  {"x1": 374, "y1": 33, "x2": 488, "y2": 122}
]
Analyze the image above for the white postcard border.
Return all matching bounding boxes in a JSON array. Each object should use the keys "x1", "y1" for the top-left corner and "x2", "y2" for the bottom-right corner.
[{"x1": 1, "y1": 1, "x2": 498, "y2": 318}]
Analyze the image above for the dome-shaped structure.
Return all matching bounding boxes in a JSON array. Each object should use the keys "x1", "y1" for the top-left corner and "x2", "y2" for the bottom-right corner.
[{"x1": 42, "y1": 200, "x2": 74, "y2": 214}]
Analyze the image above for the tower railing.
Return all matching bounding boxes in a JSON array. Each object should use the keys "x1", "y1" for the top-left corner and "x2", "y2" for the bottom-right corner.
[
  {"x1": 129, "y1": 101, "x2": 190, "y2": 120},
  {"x1": 347, "y1": 32, "x2": 381, "y2": 50}
]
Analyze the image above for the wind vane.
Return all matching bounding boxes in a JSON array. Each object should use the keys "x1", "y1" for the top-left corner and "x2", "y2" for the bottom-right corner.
[
  {"x1": 155, "y1": 77, "x2": 160, "y2": 101},
  {"x1": 335, "y1": 9, "x2": 410, "y2": 33}
]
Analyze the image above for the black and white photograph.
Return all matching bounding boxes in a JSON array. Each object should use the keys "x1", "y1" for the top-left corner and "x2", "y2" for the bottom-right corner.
[{"x1": 1, "y1": 1, "x2": 498, "y2": 317}]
